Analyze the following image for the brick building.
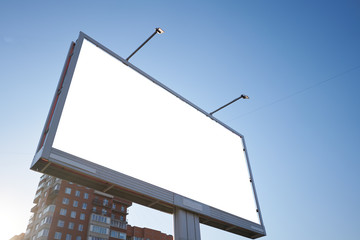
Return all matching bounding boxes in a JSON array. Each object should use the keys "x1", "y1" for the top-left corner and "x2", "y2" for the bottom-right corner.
[
  {"x1": 9, "y1": 233, "x2": 25, "y2": 240},
  {"x1": 24, "y1": 174, "x2": 172, "y2": 240},
  {"x1": 127, "y1": 226, "x2": 172, "y2": 240}
]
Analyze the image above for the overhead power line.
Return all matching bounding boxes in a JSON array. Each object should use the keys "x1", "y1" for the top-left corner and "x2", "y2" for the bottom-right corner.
[{"x1": 229, "y1": 64, "x2": 360, "y2": 121}]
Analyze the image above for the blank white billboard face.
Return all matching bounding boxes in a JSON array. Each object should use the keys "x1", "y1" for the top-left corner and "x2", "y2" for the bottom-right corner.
[{"x1": 32, "y1": 33, "x2": 265, "y2": 238}]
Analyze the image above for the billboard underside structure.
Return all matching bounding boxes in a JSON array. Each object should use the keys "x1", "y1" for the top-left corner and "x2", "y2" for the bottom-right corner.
[{"x1": 31, "y1": 32, "x2": 266, "y2": 239}]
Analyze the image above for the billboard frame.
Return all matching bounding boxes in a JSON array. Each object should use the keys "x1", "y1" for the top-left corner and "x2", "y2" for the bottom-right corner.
[{"x1": 31, "y1": 32, "x2": 266, "y2": 239}]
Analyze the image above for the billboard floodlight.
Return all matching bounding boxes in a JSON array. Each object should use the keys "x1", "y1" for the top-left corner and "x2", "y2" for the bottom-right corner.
[
  {"x1": 156, "y1": 27, "x2": 165, "y2": 34},
  {"x1": 31, "y1": 32, "x2": 265, "y2": 239},
  {"x1": 126, "y1": 27, "x2": 164, "y2": 61},
  {"x1": 210, "y1": 94, "x2": 250, "y2": 115},
  {"x1": 241, "y1": 94, "x2": 250, "y2": 99}
]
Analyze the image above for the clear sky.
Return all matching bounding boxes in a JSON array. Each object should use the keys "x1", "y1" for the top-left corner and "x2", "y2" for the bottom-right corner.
[{"x1": 1, "y1": 1, "x2": 359, "y2": 240}]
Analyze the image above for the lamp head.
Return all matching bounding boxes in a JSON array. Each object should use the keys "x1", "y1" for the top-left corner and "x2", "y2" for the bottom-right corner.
[
  {"x1": 156, "y1": 28, "x2": 164, "y2": 34},
  {"x1": 241, "y1": 94, "x2": 250, "y2": 99}
]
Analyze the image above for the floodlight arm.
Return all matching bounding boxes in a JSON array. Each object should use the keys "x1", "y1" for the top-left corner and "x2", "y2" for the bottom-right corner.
[
  {"x1": 126, "y1": 28, "x2": 164, "y2": 61},
  {"x1": 210, "y1": 94, "x2": 249, "y2": 115}
]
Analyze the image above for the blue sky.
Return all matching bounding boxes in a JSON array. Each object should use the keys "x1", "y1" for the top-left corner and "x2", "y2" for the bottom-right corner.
[{"x1": 1, "y1": 1, "x2": 359, "y2": 240}]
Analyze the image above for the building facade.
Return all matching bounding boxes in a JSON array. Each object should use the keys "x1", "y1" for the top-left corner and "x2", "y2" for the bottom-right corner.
[
  {"x1": 126, "y1": 226, "x2": 172, "y2": 240},
  {"x1": 9, "y1": 233, "x2": 25, "y2": 240},
  {"x1": 24, "y1": 174, "x2": 171, "y2": 240}
]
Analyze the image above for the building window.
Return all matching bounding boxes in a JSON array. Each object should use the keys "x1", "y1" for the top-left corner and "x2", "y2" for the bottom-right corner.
[
  {"x1": 102, "y1": 209, "x2": 107, "y2": 215},
  {"x1": 54, "y1": 184, "x2": 60, "y2": 191},
  {"x1": 120, "y1": 215, "x2": 124, "y2": 221},
  {"x1": 111, "y1": 219, "x2": 126, "y2": 229},
  {"x1": 88, "y1": 237, "x2": 106, "y2": 240},
  {"x1": 57, "y1": 220, "x2": 65, "y2": 227},
  {"x1": 71, "y1": 211, "x2": 77, "y2": 218},
  {"x1": 84, "y1": 193, "x2": 89, "y2": 199},
  {"x1": 76, "y1": 237, "x2": 81, "y2": 240},
  {"x1": 65, "y1": 187, "x2": 72, "y2": 194},
  {"x1": 78, "y1": 224, "x2": 84, "y2": 232},
  {"x1": 69, "y1": 222, "x2": 74, "y2": 230},
  {"x1": 110, "y1": 230, "x2": 126, "y2": 239},
  {"x1": 60, "y1": 208, "x2": 67, "y2": 216},
  {"x1": 82, "y1": 203, "x2": 87, "y2": 210},
  {"x1": 54, "y1": 232, "x2": 62, "y2": 239},
  {"x1": 63, "y1": 197, "x2": 70, "y2": 205},
  {"x1": 92, "y1": 207, "x2": 96, "y2": 212},
  {"x1": 37, "y1": 229, "x2": 49, "y2": 238},
  {"x1": 66, "y1": 234, "x2": 72, "y2": 240},
  {"x1": 103, "y1": 199, "x2": 108, "y2": 206},
  {"x1": 112, "y1": 203, "x2": 116, "y2": 209},
  {"x1": 40, "y1": 216, "x2": 52, "y2": 226},
  {"x1": 43, "y1": 205, "x2": 55, "y2": 214},
  {"x1": 80, "y1": 213, "x2": 85, "y2": 220},
  {"x1": 75, "y1": 190, "x2": 80, "y2": 197},
  {"x1": 121, "y1": 206, "x2": 125, "y2": 212},
  {"x1": 91, "y1": 213, "x2": 111, "y2": 224},
  {"x1": 73, "y1": 200, "x2": 79, "y2": 207},
  {"x1": 89, "y1": 224, "x2": 109, "y2": 235}
]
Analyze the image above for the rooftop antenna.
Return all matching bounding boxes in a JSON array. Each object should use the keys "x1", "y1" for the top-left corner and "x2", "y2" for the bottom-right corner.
[
  {"x1": 210, "y1": 94, "x2": 249, "y2": 115},
  {"x1": 126, "y1": 27, "x2": 164, "y2": 61}
]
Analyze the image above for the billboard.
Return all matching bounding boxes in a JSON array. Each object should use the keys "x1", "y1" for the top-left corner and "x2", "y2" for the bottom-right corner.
[{"x1": 31, "y1": 32, "x2": 265, "y2": 238}]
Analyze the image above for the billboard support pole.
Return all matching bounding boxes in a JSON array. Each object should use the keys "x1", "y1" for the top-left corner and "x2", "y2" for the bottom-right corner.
[{"x1": 174, "y1": 208, "x2": 201, "y2": 240}]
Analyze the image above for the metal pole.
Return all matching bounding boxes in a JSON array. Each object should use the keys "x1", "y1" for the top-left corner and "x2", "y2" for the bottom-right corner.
[
  {"x1": 126, "y1": 28, "x2": 163, "y2": 61},
  {"x1": 210, "y1": 94, "x2": 249, "y2": 115}
]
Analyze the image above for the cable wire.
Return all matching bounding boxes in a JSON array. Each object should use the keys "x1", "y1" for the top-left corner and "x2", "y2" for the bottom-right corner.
[{"x1": 228, "y1": 64, "x2": 360, "y2": 121}]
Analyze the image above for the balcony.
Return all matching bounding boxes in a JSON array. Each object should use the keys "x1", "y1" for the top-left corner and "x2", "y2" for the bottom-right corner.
[
  {"x1": 92, "y1": 199, "x2": 111, "y2": 208},
  {"x1": 27, "y1": 214, "x2": 34, "y2": 226},
  {"x1": 40, "y1": 174, "x2": 48, "y2": 180},
  {"x1": 31, "y1": 204, "x2": 38, "y2": 213},
  {"x1": 112, "y1": 208, "x2": 129, "y2": 215},
  {"x1": 46, "y1": 189, "x2": 58, "y2": 204},
  {"x1": 110, "y1": 219, "x2": 127, "y2": 230},
  {"x1": 33, "y1": 190, "x2": 42, "y2": 203},
  {"x1": 37, "y1": 182, "x2": 45, "y2": 191},
  {"x1": 92, "y1": 208, "x2": 111, "y2": 217},
  {"x1": 48, "y1": 189, "x2": 59, "y2": 199},
  {"x1": 92, "y1": 208, "x2": 100, "y2": 215},
  {"x1": 27, "y1": 219, "x2": 34, "y2": 227},
  {"x1": 92, "y1": 199, "x2": 102, "y2": 207}
]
